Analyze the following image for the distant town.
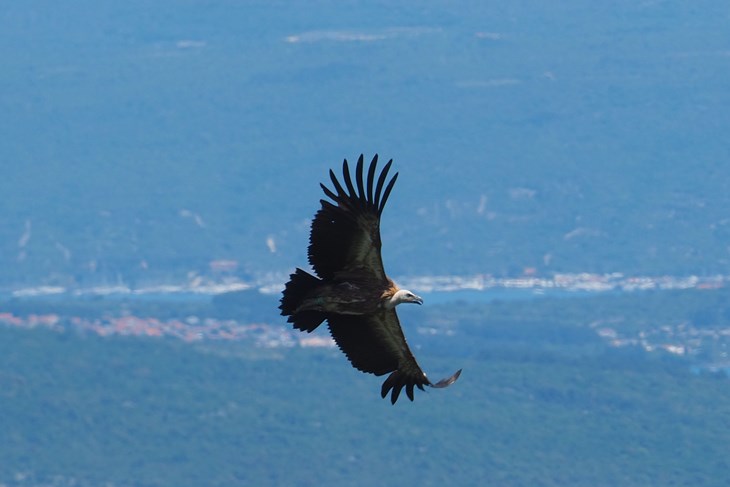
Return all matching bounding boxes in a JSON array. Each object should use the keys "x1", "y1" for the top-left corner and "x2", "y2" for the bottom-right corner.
[
  {"x1": 0, "y1": 311, "x2": 336, "y2": 349},
  {"x1": 2, "y1": 272, "x2": 729, "y2": 363},
  {"x1": 395, "y1": 271, "x2": 726, "y2": 293},
  {"x1": 4, "y1": 270, "x2": 728, "y2": 299}
]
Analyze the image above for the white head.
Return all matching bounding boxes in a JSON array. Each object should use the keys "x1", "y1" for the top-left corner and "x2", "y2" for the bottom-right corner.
[{"x1": 384, "y1": 289, "x2": 424, "y2": 309}]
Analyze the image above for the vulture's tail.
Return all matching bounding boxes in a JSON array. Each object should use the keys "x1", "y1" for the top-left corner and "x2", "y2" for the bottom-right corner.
[{"x1": 280, "y1": 268, "x2": 326, "y2": 332}]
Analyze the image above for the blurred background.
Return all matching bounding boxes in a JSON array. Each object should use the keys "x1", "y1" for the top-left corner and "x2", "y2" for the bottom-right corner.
[{"x1": 1, "y1": 1, "x2": 730, "y2": 486}]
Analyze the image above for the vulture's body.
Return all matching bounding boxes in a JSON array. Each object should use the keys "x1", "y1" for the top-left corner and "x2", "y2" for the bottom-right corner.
[{"x1": 280, "y1": 155, "x2": 461, "y2": 404}]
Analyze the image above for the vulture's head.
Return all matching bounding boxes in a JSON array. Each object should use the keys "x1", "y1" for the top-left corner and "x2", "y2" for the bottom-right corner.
[{"x1": 386, "y1": 289, "x2": 424, "y2": 309}]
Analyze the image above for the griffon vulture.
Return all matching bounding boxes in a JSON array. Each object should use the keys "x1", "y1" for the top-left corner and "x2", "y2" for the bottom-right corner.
[{"x1": 280, "y1": 154, "x2": 461, "y2": 404}]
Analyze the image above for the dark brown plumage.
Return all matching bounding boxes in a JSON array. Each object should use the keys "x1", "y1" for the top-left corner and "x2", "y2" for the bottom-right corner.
[{"x1": 280, "y1": 154, "x2": 461, "y2": 404}]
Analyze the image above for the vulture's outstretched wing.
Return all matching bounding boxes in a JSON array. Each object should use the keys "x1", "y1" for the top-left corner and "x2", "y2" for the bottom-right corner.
[
  {"x1": 327, "y1": 311, "x2": 462, "y2": 404},
  {"x1": 308, "y1": 154, "x2": 397, "y2": 281}
]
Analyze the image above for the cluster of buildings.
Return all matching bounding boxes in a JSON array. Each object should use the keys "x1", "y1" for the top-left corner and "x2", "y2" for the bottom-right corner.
[
  {"x1": 0, "y1": 312, "x2": 335, "y2": 349},
  {"x1": 2, "y1": 271, "x2": 729, "y2": 364},
  {"x1": 397, "y1": 272, "x2": 725, "y2": 293},
  {"x1": 592, "y1": 320, "x2": 730, "y2": 362},
  {"x1": 5, "y1": 271, "x2": 728, "y2": 300}
]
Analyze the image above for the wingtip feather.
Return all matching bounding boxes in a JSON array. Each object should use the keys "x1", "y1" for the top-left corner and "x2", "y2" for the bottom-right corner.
[
  {"x1": 406, "y1": 382, "x2": 415, "y2": 402},
  {"x1": 329, "y1": 168, "x2": 347, "y2": 199},
  {"x1": 378, "y1": 172, "x2": 398, "y2": 216},
  {"x1": 320, "y1": 183, "x2": 338, "y2": 202},
  {"x1": 342, "y1": 159, "x2": 358, "y2": 200},
  {"x1": 366, "y1": 155, "x2": 378, "y2": 203},
  {"x1": 355, "y1": 155, "x2": 366, "y2": 206},
  {"x1": 373, "y1": 159, "x2": 393, "y2": 210}
]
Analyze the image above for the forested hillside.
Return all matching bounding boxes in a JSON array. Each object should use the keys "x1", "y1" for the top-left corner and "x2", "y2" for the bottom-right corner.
[{"x1": 2, "y1": 288, "x2": 730, "y2": 486}]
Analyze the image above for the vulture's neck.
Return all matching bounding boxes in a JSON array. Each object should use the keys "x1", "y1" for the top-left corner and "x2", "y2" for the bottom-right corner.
[{"x1": 383, "y1": 289, "x2": 411, "y2": 309}]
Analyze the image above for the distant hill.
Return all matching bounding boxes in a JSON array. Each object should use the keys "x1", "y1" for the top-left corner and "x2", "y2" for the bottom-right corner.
[{"x1": 2, "y1": 0, "x2": 730, "y2": 287}]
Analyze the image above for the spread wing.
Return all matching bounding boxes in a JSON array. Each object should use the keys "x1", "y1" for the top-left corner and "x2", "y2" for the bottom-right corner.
[
  {"x1": 308, "y1": 154, "x2": 397, "y2": 281},
  {"x1": 327, "y1": 311, "x2": 462, "y2": 404}
]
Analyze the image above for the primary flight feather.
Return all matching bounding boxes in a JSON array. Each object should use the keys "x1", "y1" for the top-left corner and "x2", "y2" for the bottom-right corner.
[{"x1": 279, "y1": 154, "x2": 461, "y2": 404}]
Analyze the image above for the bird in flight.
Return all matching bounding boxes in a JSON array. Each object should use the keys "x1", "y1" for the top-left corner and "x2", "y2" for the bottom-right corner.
[{"x1": 280, "y1": 154, "x2": 461, "y2": 404}]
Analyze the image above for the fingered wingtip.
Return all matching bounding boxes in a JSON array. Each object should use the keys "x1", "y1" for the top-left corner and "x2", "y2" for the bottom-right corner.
[
  {"x1": 380, "y1": 368, "x2": 461, "y2": 404},
  {"x1": 430, "y1": 369, "x2": 462, "y2": 389}
]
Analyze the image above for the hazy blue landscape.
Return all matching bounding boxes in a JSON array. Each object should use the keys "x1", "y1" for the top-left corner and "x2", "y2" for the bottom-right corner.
[
  {"x1": 3, "y1": 0, "x2": 730, "y2": 287},
  {"x1": 2, "y1": 1, "x2": 730, "y2": 486}
]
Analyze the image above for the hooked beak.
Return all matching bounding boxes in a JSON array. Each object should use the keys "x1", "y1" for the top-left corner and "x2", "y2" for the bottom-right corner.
[{"x1": 413, "y1": 295, "x2": 423, "y2": 305}]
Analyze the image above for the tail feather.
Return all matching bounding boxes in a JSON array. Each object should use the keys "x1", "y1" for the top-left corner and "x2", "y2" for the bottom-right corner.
[{"x1": 280, "y1": 268, "x2": 326, "y2": 332}]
